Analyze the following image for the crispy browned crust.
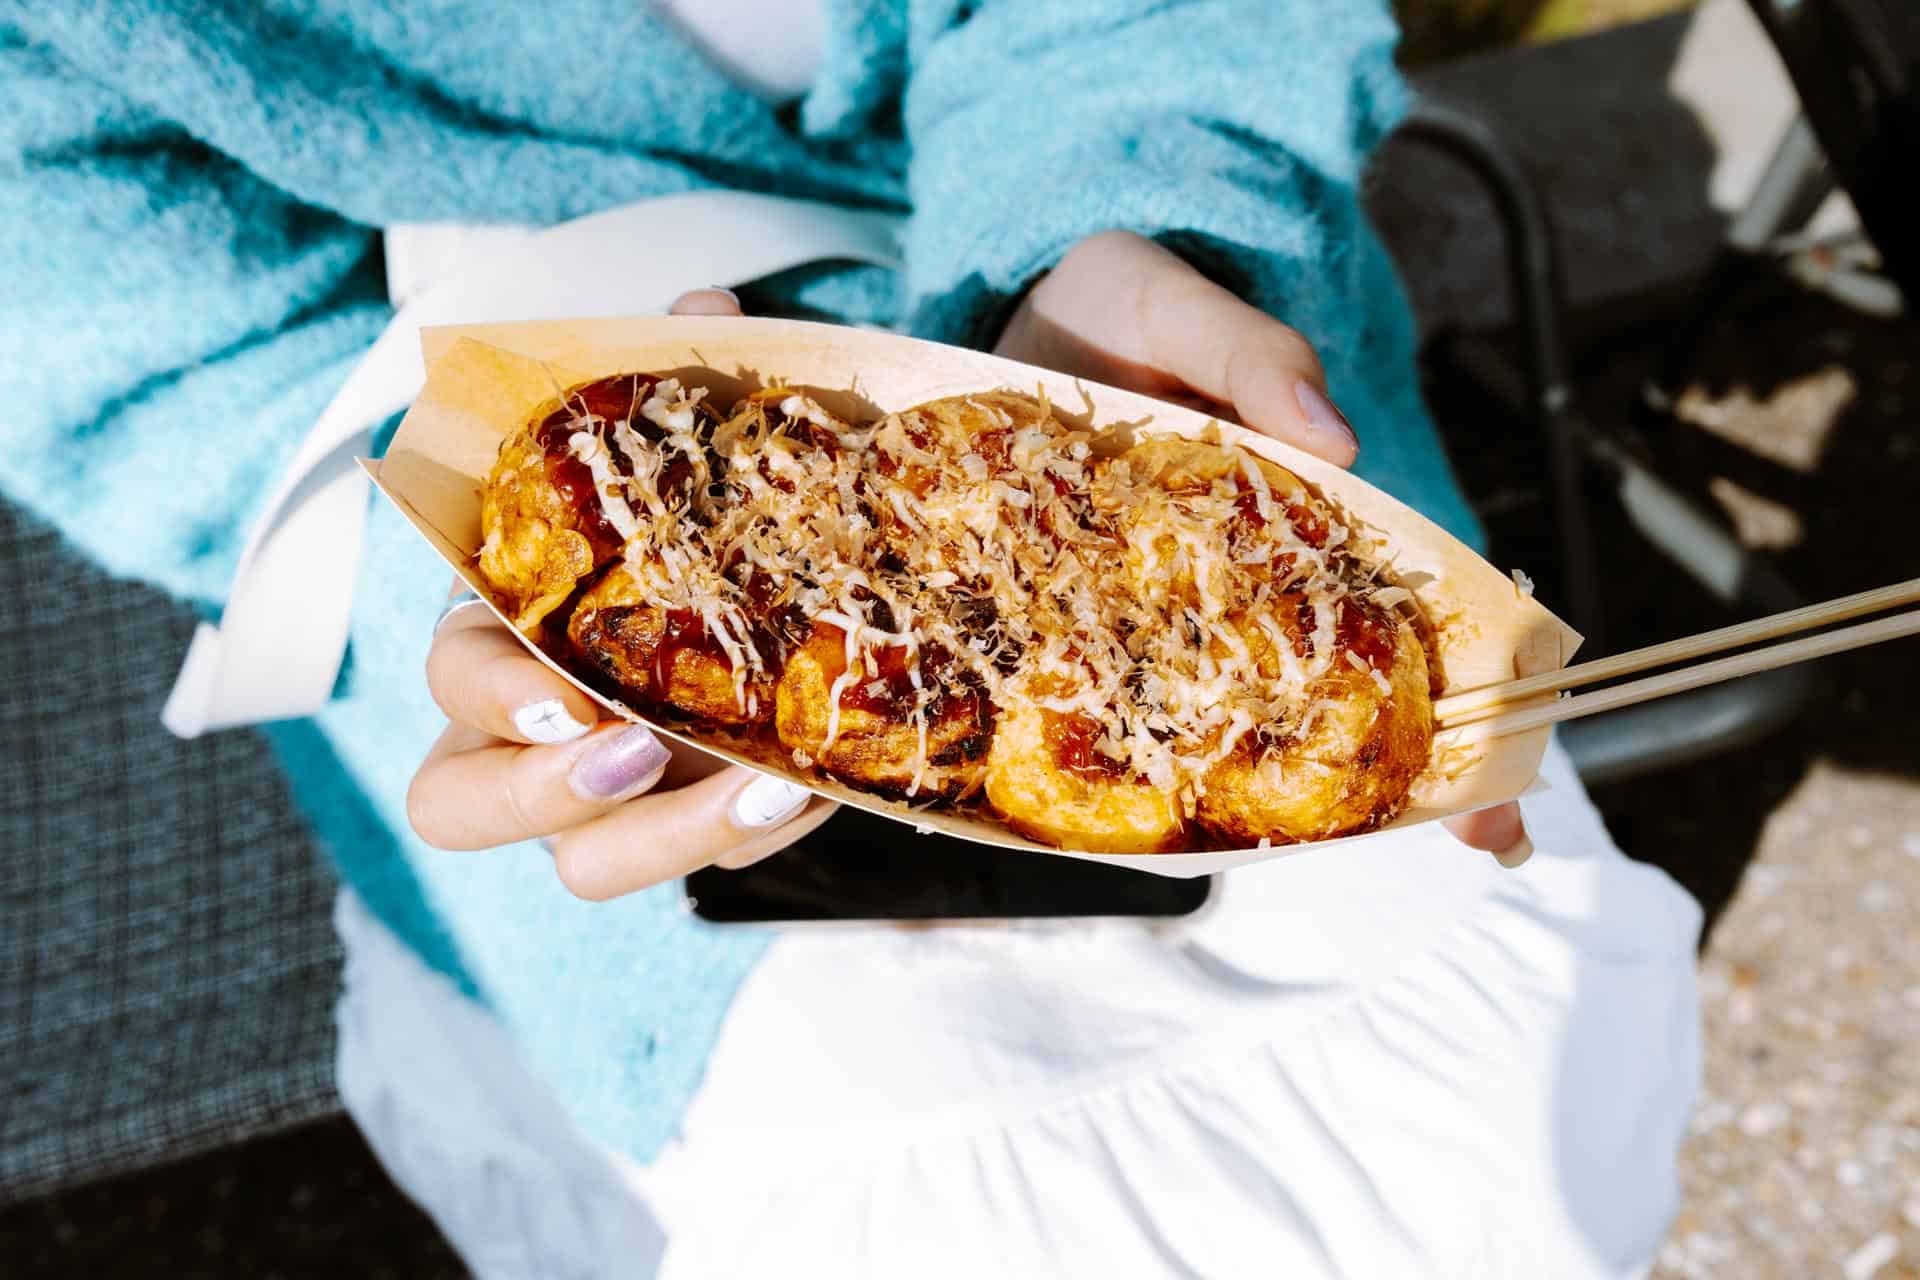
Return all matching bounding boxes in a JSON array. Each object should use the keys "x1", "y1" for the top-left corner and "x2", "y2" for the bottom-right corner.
[{"x1": 568, "y1": 568, "x2": 775, "y2": 727}]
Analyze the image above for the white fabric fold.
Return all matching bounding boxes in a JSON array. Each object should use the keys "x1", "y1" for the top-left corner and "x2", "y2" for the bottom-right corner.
[{"x1": 336, "y1": 742, "x2": 1703, "y2": 1280}]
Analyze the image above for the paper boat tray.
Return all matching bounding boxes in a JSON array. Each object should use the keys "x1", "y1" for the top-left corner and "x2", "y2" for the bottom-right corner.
[{"x1": 363, "y1": 316, "x2": 1580, "y2": 877}]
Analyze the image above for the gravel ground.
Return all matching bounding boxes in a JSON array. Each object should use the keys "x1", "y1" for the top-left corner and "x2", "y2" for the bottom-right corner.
[{"x1": 1658, "y1": 765, "x2": 1920, "y2": 1280}]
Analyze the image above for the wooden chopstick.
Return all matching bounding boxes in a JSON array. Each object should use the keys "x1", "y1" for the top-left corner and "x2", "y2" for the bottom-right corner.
[
  {"x1": 1437, "y1": 607, "x2": 1920, "y2": 742},
  {"x1": 1433, "y1": 575, "x2": 1920, "y2": 725}
]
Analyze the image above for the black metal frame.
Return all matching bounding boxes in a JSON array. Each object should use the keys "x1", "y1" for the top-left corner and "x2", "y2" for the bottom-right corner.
[
  {"x1": 1398, "y1": 100, "x2": 1815, "y2": 787},
  {"x1": 1746, "y1": 0, "x2": 1920, "y2": 298},
  {"x1": 1395, "y1": 102, "x2": 1604, "y2": 648}
]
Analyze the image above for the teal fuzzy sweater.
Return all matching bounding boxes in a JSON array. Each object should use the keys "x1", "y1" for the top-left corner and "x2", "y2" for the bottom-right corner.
[{"x1": 0, "y1": 0, "x2": 1477, "y2": 1161}]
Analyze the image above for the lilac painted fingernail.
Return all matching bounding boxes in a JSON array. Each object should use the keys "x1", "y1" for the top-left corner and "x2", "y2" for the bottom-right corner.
[
  {"x1": 569, "y1": 725, "x2": 670, "y2": 801},
  {"x1": 1294, "y1": 382, "x2": 1359, "y2": 454}
]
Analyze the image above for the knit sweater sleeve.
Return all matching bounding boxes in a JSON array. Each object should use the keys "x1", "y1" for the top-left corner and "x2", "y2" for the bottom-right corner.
[
  {"x1": 0, "y1": 33, "x2": 388, "y2": 607},
  {"x1": 895, "y1": 1, "x2": 1401, "y2": 335},
  {"x1": 877, "y1": 0, "x2": 1482, "y2": 541}
]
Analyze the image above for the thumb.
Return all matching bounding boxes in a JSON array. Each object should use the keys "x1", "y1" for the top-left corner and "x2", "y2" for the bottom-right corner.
[
  {"x1": 1141, "y1": 272, "x2": 1360, "y2": 467},
  {"x1": 1444, "y1": 802, "x2": 1534, "y2": 868}
]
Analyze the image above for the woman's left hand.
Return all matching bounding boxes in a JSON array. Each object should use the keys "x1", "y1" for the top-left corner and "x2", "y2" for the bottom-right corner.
[
  {"x1": 669, "y1": 239, "x2": 1533, "y2": 868},
  {"x1": 993, "y1": 231, "x2": 1361, "y2": 466},
  {"x1": 987, "y1": 231, "x2": 1532, "y2": 868}
]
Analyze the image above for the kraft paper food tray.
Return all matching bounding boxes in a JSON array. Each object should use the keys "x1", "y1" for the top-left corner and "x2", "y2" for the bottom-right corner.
[{"x1": 364, "y1": 316, "x2": 1579, "y2": 878}]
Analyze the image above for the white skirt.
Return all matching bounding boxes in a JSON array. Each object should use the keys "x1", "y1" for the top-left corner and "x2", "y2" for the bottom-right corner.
[{"x1": 336, "y1": 741, "x2": 1702, "y2": 1280}]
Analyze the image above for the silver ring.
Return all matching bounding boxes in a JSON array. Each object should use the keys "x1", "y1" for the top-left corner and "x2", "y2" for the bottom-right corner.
[{"x1": 433, "y1": 589, "x2": 492, "y2": 635}]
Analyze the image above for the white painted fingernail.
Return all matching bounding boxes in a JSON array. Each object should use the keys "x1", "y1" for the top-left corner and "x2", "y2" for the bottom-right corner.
[
  {"x1": 513, "y1": 698, "x2": 591, "y2": 744},
  {"x1": 732, "y1": 776, "x2": 812, "y2": 828}
]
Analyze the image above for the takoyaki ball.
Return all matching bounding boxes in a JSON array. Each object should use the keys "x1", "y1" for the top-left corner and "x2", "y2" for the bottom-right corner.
[
  {"x1": 1196, "y1": 599, "x2": 1433, "y2": 845},
  {"x1": 1116, "y1": 435, "x2": 1307, "y2": 502},
  {"x1": 983, "y1": 697, "x2": 1185, "y2": 855},
  {"x1": 479, "y1": 431, "x2": 616, "y2": 634},
  {"x1": 1105, "y1": 437, "x2": 1331, "y2": 611},
  {"x1": 723, "y1": 386, "x2": 852, "y2": 449},
  {"x1": 874, "y1": 391, "x2": 1065, "y2": 492},
  {"x1": 567, "y1": 565, "x2": 776, "y2": 727},
  {"x1": 708, "y1": 387, "x2": 860, "y2": 510},
  {"x1": 479, "y1": 373, "x2": 706, "y2": 633},
  {"x1": 774, "y1": 623, "x2": 992, "y2": 799}
]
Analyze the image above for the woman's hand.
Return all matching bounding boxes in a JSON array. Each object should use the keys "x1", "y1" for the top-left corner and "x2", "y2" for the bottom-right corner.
[
  {"x1": 404, "y1": 288, "x2": 834, "y2": 899},
  {"x1": 993, "y1": 231, "x2": 1532, "y2": 867},
  {"x1": 993, "y1": 231, "x2": 1358, "y2": 466},
  {"x1": 406, "y1": 599, "x2": 838, "y2": 897}
]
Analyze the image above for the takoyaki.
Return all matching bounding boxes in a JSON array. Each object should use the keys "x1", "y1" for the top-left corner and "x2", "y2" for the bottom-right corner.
[
  {"x1": 775, "y1": 622, "x2": 992, "y2": 799},
  {"x1": 567, "y1": 565, "x2": 777, "y2": 726},
  {"x1": 982, "y1": 696, "x2": 1185, "y2": 855},
  {"x1": 478, "y1": 373, "x2": 716, "y2": 632},
  {"x1": 1195, "y1": 600, "x2": 1434, "y2": 844},
  {"x1": 475, "y1": 374, "x2": 1438, "y2": 852}
]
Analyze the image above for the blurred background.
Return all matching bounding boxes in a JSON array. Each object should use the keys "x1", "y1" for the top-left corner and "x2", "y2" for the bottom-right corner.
[
  {"x1": 1396, "y1": 0, "x2": 1695, "y2": 61},
  {"x1": 4, "y1": 0, "x2": 1915, "y2": 1275}
]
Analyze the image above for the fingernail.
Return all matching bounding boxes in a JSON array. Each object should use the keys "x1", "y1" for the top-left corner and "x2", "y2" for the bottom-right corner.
[
  {"x1": 1294, "y1": 382, "x2": 1359, "y2": 455},
  {"x1": 569, "y1": 725, "x2": 670, "y2": 801},
  {"x1": 1494, "y1": 833, "x2": 1535, "y2": 869},
  {"x1": 513, "y1": 698, "x2": 591, "y2": 745},
  {"x1": 731, "y1": 775, "x2": 812, "y2": 828},
  {"x1": 706, "y1": 286, "x2": 740, "y2": 304}
]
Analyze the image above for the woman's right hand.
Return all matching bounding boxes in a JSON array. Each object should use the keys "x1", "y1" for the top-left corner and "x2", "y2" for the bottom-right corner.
[
  {"x1": 405, "y1": 596, "x2": 838, "y2": 899},
  {"x1": 405, "y1": 285, "x2": 836, "y2": 899}
]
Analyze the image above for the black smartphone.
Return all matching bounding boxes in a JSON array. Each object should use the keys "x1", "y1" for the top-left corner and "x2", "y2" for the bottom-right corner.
[{"x1": 685, "y1": 804, "x2": 1213, "y2": 923}]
